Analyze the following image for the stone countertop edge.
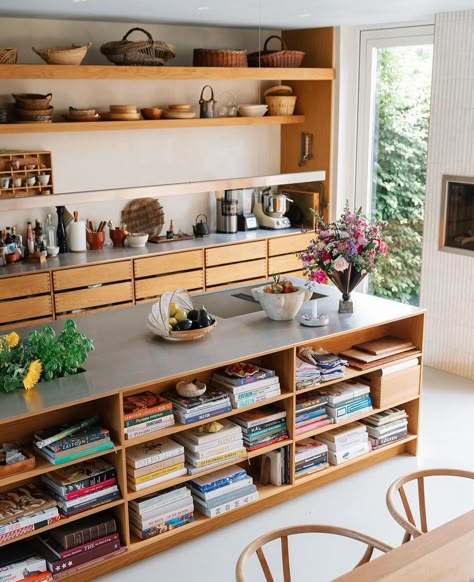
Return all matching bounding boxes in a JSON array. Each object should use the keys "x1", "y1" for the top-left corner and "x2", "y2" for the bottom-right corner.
[{"x1": 0, "y1": 281, "x2": 425, "y2": 423}]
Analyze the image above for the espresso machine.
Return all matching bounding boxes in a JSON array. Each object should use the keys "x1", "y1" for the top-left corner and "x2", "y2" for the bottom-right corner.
[
  {"x1": 253, "y1": 188, "x2": 293, "y2": 229},
  {"x1": 216, "y1": 190, "x2": 238, "y2": 233}
]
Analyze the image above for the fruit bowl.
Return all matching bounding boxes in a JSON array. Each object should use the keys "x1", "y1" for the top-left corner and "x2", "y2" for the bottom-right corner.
[
  {"x1": 147, "y1": 288, "x2": 216, "y2": 341},
  {"x1": 252, "y1": 285, "x2": 311, "y2": 321}
]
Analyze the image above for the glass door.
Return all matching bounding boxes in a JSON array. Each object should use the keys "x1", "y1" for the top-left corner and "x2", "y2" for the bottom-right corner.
[{"x1": 355, "y1": 26, "x2": 433, "y2": 305}]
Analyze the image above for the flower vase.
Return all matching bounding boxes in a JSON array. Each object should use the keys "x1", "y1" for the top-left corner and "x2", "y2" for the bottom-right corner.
[{"x1": 328, "y1": 264, "x2": 367, "y2": 313}]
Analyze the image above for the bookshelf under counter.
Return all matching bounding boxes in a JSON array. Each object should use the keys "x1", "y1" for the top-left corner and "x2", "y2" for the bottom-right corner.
[{"x1": 0, "y1": 284, "x2": 425, "y2": 581}]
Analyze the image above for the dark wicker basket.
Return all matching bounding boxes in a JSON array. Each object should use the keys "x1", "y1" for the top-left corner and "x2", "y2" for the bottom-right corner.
[
  {"x1": 193, "y1": 49, "x2": 247, "y2": 67},
  {"x1": 248, "y1": 35, "x2": 305, "y2": 68},
  {"x1": 100, "y1": 27, "x2": 176, "y2": 66}
]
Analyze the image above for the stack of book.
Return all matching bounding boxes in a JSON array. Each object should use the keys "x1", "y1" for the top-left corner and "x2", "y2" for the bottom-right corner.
[
  {"x1": 35, "y1": 512, "x2": 124, "y2": 579},
  {"x1": 299, "y1": 348, "x2": 346, "y2": 382},
  {"x1": 0, "y1": 483, "x2": 59, "y2": 544},
  {"x1": 295, "y1": 356, "x2": 321, "y2": 390},
  {"x1": 295, "y1": 438, "x2": 329, "y2": 477},
  {"x1": 233, "y1": 405, "x2": 288, "y2": 451},
  {"x1": 317, "y1": 422, "x2": 370, "y2": 465},
  {"x1": 40, "y1": 459, "x2": 119, "y2": 517},
  {"x1": 361, "y1": 408, "x2": 408, "y2": 449},
  {"x1": 129, "y1": 485, "x2": 193, "y2": 540},
  {"x1": 126, "y1": 436, "x2": 186, "y2": 491},
  {"x1": 318, "y1": 381, "x2": 373, "y2": 422},
  {"x1": 0, "y1": 540, "x2": 51, "y2": 582},
  {"x1": 162, "y1": 388, "x2": 232, "y2": 425},
  {"x1": 261, "y1": 446, "x2": 291, "y2": 486},
  {"x1": 32, "y1": 416, "x2": 114, "y2": 466},
  {"x1": 295, "y1": 392, "x2": 333, "y2": 434},
  {"x1": 173, "y1": 419, "x2": 245, "y2": 476},
  {"x1": 122, "y1": 391, "x2": 174, "y2": 440},
  {"x1": 188, "y1": 465, "x2": 258, "y2": 518},
  {"x1": 210, "y1": 363, "x2": 280, "y2": 408}
]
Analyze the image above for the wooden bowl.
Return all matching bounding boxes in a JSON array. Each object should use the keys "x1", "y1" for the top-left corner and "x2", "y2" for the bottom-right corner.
[
  {"x1": 168, "y1": 104, "x2": 192, "y2": 112},
  {"x1": 68, "y1": 107, "x2": 96, "y2": 117},
  {"x1": 141, "y1": 107, "x2": 163, "y2": 120},
  {"x1": 110, "y1": 104, "x2": 137, "y2": 113},
  {"x1": 12, "y1": 93, "x2": 52, "y2": 110}
]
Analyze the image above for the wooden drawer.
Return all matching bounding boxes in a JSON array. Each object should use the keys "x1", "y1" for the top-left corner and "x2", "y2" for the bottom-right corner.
[
  {"x1": 134, "y1": 251, "x2": 203, "y2": 278},
  {"x1": 368, "y1": 364, "x2": 421, "y2": 409},
  {"x1": 268, "y1": 232, "x2": 314, "y2": 256},
  {"x1": 0, "y1": 273, "x2": 50, "y2": 300},
  {"x1": 53, "y1": 261, "x2": 131, "y2": 291},
  {"x1": 268, "y1": 254, "x2": 303, "y2": 276},
  {"x1": 206, "y1": 241, "x2": 266, "y2": 267},
  {"x1": 206, "y1": 258, "x2": 266, "y2": 287},
  {"x1": 0, "y1": 295, "x2": 52, "y2": 325},
  {"x1": 54, "y1": 282, "x2": 133, "y2": 314},
  {"x1": 135, "y1": 271, "x2": 204, "y2": 301}
]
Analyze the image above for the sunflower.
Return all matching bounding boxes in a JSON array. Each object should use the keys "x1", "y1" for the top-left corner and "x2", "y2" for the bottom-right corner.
[
  {"x1": 23, "y1": 359, "x2": 42, "y2": 391},
  {"x1": 6, "y1": 332, "x2": 20, "y2": 348}
]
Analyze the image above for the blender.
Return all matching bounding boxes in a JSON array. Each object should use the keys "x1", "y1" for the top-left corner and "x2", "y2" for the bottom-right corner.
[{"x1": 253, "y1": 188, "x2": 293, "y2": 229}]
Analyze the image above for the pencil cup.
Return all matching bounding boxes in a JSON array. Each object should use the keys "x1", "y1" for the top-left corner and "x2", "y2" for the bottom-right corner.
[
  {"x1": 109, "y1": 228, "x2": 127, "y2": 248},
  {"x1": 86, "y1": 231, "x2": 105, "y2": 251}
]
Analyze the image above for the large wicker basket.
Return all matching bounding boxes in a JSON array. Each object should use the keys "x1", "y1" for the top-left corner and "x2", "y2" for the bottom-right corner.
[
  {"x1": 32, "y1": 43, "x2": 91, "y2": 65},
  {"x1": 0, "y1": 48, "x2": 18, "y2": 65},
  {"x1": 248, "y1": 35, "x2": 305, "y2": 68},
  {"x1": 100, "y1": 28, "x2": 176, "y2": 66},
  {"x1": 193, "y1": 49, "x2": 247, "y2": 67}
]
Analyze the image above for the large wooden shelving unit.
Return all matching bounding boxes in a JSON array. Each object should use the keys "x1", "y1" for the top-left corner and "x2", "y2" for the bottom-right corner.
[{"x1": 0, "y1": 305, "x2": 424, "y2": 581}]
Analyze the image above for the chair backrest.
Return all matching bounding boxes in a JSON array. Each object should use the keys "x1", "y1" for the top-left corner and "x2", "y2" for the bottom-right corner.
[
  {"x1": 235, "y1": 524, "x2": 393, "y2": 582},
  {"x1": 386, "y1": 467, "x2": 474, "y2": 543}
]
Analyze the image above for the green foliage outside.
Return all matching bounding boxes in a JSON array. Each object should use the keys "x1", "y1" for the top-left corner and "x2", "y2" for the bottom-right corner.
[{"x1": 370, "y1": 45, "x2": 433, "y2": 305}]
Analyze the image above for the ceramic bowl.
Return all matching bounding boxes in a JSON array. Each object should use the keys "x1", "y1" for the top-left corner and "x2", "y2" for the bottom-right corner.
[
  {"x1": 176, "y1": 380, "x2": 207, "y2": 398},
  {"x1": 47, "y1": 246, "x2": 60, "y2": 257},
  {"x1": 141, "y1": 107, "x2": 163, "y2": 120},
  {"x1": 237, "y1": 104, "x2": 268, "y2": 117},
  {"x1": 252, "y1": 285, "x2": 311, "y2": 320},
  {"x1": 126, "y1": 232, "x2": 149, "y2": 247}
]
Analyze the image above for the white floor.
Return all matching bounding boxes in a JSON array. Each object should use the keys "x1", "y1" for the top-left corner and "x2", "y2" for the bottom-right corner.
[{"x1": 100, "y1": 367, "x2": 474, "y2": 582}]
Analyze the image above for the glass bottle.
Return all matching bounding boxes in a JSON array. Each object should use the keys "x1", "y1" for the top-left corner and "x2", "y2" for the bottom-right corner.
[
  {"x1": 26, "y1": 222, "x2": 35, "y2": 256},
  {"x1": 56, "y1": 206, "x2": 68, "y2": 254},
  {"x1": 45, "y1": 213, "x2": 56, "y2": 247},
  {"x1": 166, "y1": 219, "x2": 175, "y2": 239},
  {"x1": 34, "y1": 219, "x2": 43, "y2": 253}
]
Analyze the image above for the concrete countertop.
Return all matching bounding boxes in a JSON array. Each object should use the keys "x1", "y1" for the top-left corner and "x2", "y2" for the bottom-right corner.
[
  {"x1": 0, "y1": 228, "x2": 307, "y2": 277},
  {"x1": 0, "y1": 282, "x2": 424, "y2": 424}
]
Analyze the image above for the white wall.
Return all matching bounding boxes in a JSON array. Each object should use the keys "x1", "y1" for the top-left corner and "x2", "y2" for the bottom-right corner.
[
  {"x1": 0, "y1": 18, "x2": 280, "y2": 233},
  {"x1": 420, "y1": 10, "x2": 474, "y2": 379}
]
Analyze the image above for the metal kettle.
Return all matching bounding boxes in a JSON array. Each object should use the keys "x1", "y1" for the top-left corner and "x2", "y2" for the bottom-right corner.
[
  {"x1": 193, "y1": 214, "x2": 209, "y2": 237},
  {"x1": 199, "y1": 85, "x2": 216, "y2": 118}
]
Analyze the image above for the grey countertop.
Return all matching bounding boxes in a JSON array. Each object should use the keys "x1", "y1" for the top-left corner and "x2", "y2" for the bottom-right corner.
[
  {"x1": 0, "y1": 228, "x2": 307, "y2": 277},
  {"x1": 0, "y1": 282, "x2": 425, "y2": 424}
]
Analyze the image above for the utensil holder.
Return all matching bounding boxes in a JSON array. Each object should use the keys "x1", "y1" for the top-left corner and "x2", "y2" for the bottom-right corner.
[
  {"x1": 87, "y1": 231, "x2": 105, "y2": 250},
  {"x1": 110, "y1": 228, "x2": 127, "y2": 247}
]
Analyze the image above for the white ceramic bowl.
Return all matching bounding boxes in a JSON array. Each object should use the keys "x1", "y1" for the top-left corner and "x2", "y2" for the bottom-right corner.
[
  {"x1": 126, "y1": 232, "x2": 149, "y2": 247},
  {"x1": 252, "y1": 285, "x2": 311, "y2": 320},
  {"x1": 47, "y1": 245, "x2": 60, "y2": 257},
  {"x1": 237, "y1": 104, "x2": 268, "y2": 118}
]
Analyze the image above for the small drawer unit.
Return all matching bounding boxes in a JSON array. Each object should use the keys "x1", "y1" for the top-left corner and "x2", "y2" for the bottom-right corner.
[
  {"x1": 134, "y1": 250, "x2": 204, "y2": 302},
  {"x1": 0, "y1": 272, "x2": 53, "y2": 328},
  {"x1": 205, "y1": 240, "x2": 267, "y2": 289},
  {"x1": 53, "y1": 261, "x2": 133, "y2": 316},
  {"x1": 268, "y1": 232, "x2": 315, "y2": 277},
  {"x1": 367, "y1": 364, "x2": 421, "y2": 409}
]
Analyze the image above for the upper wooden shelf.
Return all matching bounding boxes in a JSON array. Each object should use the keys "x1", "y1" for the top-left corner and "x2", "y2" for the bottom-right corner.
[
  {"x1": 0, "y1": 115, "x2": 305, "y2": 134},
  {"x1": 0, "y1": 64, "x2": 335, "y2": 81}
]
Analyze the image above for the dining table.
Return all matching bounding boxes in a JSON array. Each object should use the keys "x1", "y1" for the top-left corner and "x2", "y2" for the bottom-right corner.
[{"x1": 333, "y1": 509, "x2": 474, "y2": 581}]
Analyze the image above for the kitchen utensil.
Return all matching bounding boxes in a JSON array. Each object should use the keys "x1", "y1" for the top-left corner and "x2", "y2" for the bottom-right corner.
[
  {"x1": 168, "y1": 104, "x2": 192, "y2": 111},
  {"x1": 140, "y1": 107, "x2": 163, "y2": 120},
  {"x1": 110, "y1": 104, "x2": 137, "y2": 113},
  {"x1": 193, "y1": 214, "x2": 210, "y2": 237},
  {"x1": 121, "y1": 198, "x2": 164, "y2": 237},
  {"x1": 110, "y1": 228, "x2": 127, "y2": 247},
  {"x1": 237, "y1": 104, "x2": 268, "y2": 117},
  {"x1": 86, "y1": 230, "x2": 105, "y2": 250},
  {"x1": 126, "y1": 232, "x2": 149, "y2": 247},
  {"x1": 199, "y1": 85, "x2": 216, "y2": 118},
  {"x1": 101, "y1": 111, "x2": 140, "y2": 121},
  {"x1": 253, "y1": 189, "x2": 292, "y2": 229}
]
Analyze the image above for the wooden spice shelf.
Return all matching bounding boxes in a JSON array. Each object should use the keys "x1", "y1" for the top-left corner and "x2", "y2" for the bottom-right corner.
[{"x1": 0, "y1": 64, "x2": 335, "y2": 81}]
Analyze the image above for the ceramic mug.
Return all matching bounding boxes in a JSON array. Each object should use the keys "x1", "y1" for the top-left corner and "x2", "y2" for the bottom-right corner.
[
  {"x1": 0, "y1": 177, "x2": 11, "y2": 188},
  {"x1": 38, "y1": 174, "x2": 50, "y2": 186},
  {"x1": 12, "y1": 177, "x2": 22, "y2": 187},
  {"x1": 25, "y1": 176, "x2": 36, "y2": 187}
]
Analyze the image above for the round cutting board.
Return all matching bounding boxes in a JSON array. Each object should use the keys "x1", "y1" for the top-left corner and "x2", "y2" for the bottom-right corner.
[{"x1": 121, "y1": 198, "x2": 165, "y2": 236}]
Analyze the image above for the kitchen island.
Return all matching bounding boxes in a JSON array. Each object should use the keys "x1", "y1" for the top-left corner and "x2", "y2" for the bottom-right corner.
[{"x1": 0, "y1": 283, "x2": 425, "y2": 581}]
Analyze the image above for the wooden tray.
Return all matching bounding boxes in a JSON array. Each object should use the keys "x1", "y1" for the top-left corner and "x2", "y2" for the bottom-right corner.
[
  {"x1": 148, "y1": 233, "x2": 193, "y2": 243},
  {"x1": 63, "y1": 114, "x2": 101, "y2": 122},
  {"x1": 0, "y1": 448, "x2": 35, "y2": 478}
]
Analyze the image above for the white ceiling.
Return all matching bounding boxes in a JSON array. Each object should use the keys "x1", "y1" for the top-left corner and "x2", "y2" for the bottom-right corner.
[{"x1": 1, "y1": 0, "x2": 474, "y2": 29}]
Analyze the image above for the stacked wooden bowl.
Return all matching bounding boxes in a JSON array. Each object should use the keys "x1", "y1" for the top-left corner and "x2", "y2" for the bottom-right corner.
[
  {"x1": 101, "y1": 104, "x2": 140, "y2": 121},
  {"x1": 12, "y1": 93, "x2": 54, "y2": 123}
]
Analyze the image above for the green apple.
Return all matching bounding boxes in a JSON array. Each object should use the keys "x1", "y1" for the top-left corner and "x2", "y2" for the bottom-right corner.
[{"x1": 174, "y1": 308, "x2": 188, "y2": 322}]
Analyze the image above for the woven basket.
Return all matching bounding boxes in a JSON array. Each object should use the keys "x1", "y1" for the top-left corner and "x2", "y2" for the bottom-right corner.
[
  {"x1": 32, "y1": 43, "x2": 91, "y2": 65},
  {"x1": 100, "y1": 28, "x2": 176, "y2": 66},
  {"x1": 193, "y1": 49, "x2": 247, "y2": 67},
  {"x1": 265, "y1": 95, "x2": 297, "y2": 116},
  {"x1": 0, "y1": 48, "x2": 18, "y2": 65},
  {"x1": 248, "y1": 35, "x2": 305, "y2": 68}
]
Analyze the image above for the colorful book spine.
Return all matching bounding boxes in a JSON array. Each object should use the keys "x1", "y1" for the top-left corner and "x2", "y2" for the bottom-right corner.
[
  {"x1": 124, "y1": 409, "x2": 173, "y2": 428},
  {"x1": 191, "y1": 476, "x2": 254, "y2": 502},
  {"x1": 295, "y1": 407, "x2": 327, "y2": 424},
  {"x1": 197, "y1": 491, "x2": 258, "y2": 517},
  {"x1": 125, "y1": 417, "x2": 175, "y2": 440},
  {"x1": 11, "y1": 572, "x2": 52, "y2": 582},
  {"x1": 39, "y1": 532, "x2": 120, "y2": 560},
  {"x1": 129, "y1": 487, "x2": 190, "y2": 515},
  {"x1": 243, "y1": 418, "x2": 286, "y2": 435},
  {"x1": 128, "y1": 467, "x2": 187, "y2": 491},
  {"x1": 188, "y1": 468, "x2": 248, "y2": 493},
  {"x1": 35, "y1": 441, "x2": 115, "y2": 465},
  {"x1": 133, "y1": 463, "x2": 185, "y2": 485},
  {"x1": 187, "y1": 447, "x2": 246, "y2": 468},
  {"x1": 175, "y1": 404, "x2": 233, "y2": 424},
  {"x1": 50, "y1": 516, "x2": 116, "y2": 549},
  {"x1": 295, "y1": 395, "x2": 328, "y2": 410},
  {"x1": 53, "y1": 478, "x2": 117, "y2": 502},
  {"x1": 327, "y1": 441, "x2": 371, "y2": 465},
  {"x1": 231, "y1": 390, "x2": 281, "y2": 409},
  {"x1": 50, "y1": 546, "x2": 126, "y2": 579},
  {"x1": 124, "y1": 413, "x2": 174, "y2": 434},
  {"x1": 193, "y1": 484, "x2": 256, "y2": 510},
  {"x1": 295, "y1": 462, "x2": 329, "y2": 476},
  {"x1": 0, "y1": 515, "x2": 61, "y2": 544},
  {"x1": 127, "y1": 455, "x2": 186, "y2": 479},
  {"x1": 370, "y1": 430, "x2": 408, "y2": 448},
  {"x1": 131, "y1": 502, "x2": 194, "y2": 531},
  {"x1": 186, "y1": 440, "x2": 244, "y2": 460},
  {"x1": 123, "y1": 399, "x2": 173, "y2": 422},
  {"x1": 246, "y1": 434, "x2": 289, "y2": 451},
  {"x1": 55, "y1": 491, "x2": 121, "y2": 516},
  {"x1": 34, "y1": 416, "x2": 100, "y2": 450},
  {"x1": 44, "y1": 430, "x2": 109, "y2": 453},
  {"x1": 126, "y1": 445, "x2": 184, "y2": 469},
  {"x1": 211, "y1": 367, "x2": 275, "y2": 386},
  {"x1": 134, "y1": 513, "x2": 194, "y2": 540},
  {"x1": 295, "y1": 451, "x2": 328, "y2": 471},
  {"x1": 0, "y1": 558, "x2": 47, "y2": 582}
]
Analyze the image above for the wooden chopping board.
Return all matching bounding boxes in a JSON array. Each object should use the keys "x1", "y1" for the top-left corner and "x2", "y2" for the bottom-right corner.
[{"x1": 353, "y1": 336, "x2": 415, "y2": 355}]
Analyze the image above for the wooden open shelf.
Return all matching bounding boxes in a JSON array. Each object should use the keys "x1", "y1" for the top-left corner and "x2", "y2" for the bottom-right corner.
[
  {"x1": 0, "y1": 115, "x2": 305, "y2": 135},
  {"x1": 0, "y1": 64, "x2": 335, "y2": 81}
]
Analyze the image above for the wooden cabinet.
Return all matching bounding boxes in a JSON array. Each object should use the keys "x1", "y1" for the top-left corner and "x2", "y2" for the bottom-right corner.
[
  {"x1": 0, "y1": 307, "x2": 424, "y2": 581},
  {"x1": 0, "y1": 272, "x2": 53, "y2": 329},
  {"x1": 134, "y1": 250, "x2": 204, "y2": 303},
  {"x1": 205, "y1": 240, "x2": 267, "y2": 289},
  {"x1": 268, "y1": 231, "x2": 314, "y2": 278},
  {"x1": 53, "y1": 261, "x2": 133, "y2": 317}
]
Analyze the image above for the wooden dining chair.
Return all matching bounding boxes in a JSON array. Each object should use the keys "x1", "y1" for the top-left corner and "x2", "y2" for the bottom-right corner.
[
  {"x1": 386, "y1": 467, "x2": 474, "y2": 543},
  {"x1": 235, "y1": 524, "x2": 393, "y2": 582}
]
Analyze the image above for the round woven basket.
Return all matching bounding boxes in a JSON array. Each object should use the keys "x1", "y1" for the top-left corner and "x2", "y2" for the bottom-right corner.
[
  {"x1": 100, "y1": 28, "x2": 176, "y2": 66},
  {"x1": 0, "y1": 48, "x2": 18, "y2": 64},
  {"x1": 265, "y1": 95, "x2": 297, "y2": 116},
  {"x1": 121, "y1": 198, "x2": 164, "y2": 237},
  {"x1": 32, "y1": 43, "x2": 91, "y2": 65},
  {"x1": 193, "y1": 49, "x2": 247, "y2": 67},
  {"x1": 248, "y1": 35, "x2": 305, "y2": 68}
]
